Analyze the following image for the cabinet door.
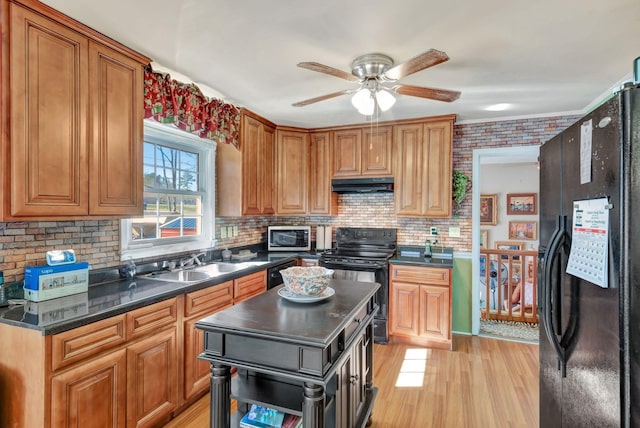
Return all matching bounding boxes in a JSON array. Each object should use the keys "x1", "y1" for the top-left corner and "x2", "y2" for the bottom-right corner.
[
  {"x1": 183, "y1": 315, "x2": 230, "y2": 402},
  {"x1": 309, "y1": 132, "x2": 338, "y2": 215},
  {"x1": 389, "y1": 283, "x2": 420, "y2": 336},
  {"x1": 351, "y1": 332, "x2": 367, "y2": 423},
  {"x1": 276, "y1": 130, "x2": 309, "y2": 214},
  {"x1": 241, "y1": 115, "x2": 262, "y2": 215},
  {"x1": 332, "y1": 129, "x2": 362, "y2": 177},
  {"x1": 335, "y1": 350, "x2": 351, "y2": 427},
  {"x1": 393, "y1": 124, "x2": 423, "y2": 216},
  {"x1": 9, "y1": 4, "x2": 89, "y2": 217},
  {"x1": 126, "y1": 328, "x2": 177, "y2": 428},
  {"x1": 261, "y1": 124, "x2": 276, "y2": 215},
  {"x1": 88, "y1": 41, "x2": 143, "y2": 216},
  {"x1": 422, "y1": 120, "x2": 453, "y2": 217},
  {"x1": 51, "y1": 349, "x2": 126, "y2": 428},
  {"x1": 362, "y1": 126, "x2": 393, "y2": 176},
  {"x1": 183, "y1": 283, "x2": 233, "y2": 402},
  {"x1": 419, "y1": 285, "x2": 451, "y2": 343}
]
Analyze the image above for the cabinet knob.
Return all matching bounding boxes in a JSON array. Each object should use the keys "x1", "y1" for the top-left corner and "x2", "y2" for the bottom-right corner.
[
  {"x1": 350, "y1": 374, "x2": 359, "y2": 384},
  {"x1": 353, "y1": 318, "x2": 361, "y2": 324}
]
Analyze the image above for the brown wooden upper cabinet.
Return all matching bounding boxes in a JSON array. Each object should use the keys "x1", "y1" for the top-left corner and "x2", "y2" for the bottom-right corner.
[
  {"x1": 393, "y1": 118, "x2": 454, "y2": 217},
  {"x1": 332, "y1": 126, "x2": 393, "y2": 178},
  {"x1": 309, "y1": 132, "x2": 338, "y2": 215},
  {"x1": 275, "y1": 129, "x2": 309, "y2": 215},
  {"x1": 217, "y1": 110, "x2": 275, "y2": 216},
  {"x1": 1, "y1": 0, "x2": 149, "y2": 221}
]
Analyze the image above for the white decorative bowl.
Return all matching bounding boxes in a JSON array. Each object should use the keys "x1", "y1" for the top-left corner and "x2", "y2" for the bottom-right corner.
[{"x1": 280, "y1": 266, "x2": 334, "y2": 296}]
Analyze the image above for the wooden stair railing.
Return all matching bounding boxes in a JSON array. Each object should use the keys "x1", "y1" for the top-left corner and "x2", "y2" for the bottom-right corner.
[{"x1": 480, "y1": 248, "x2": 538, "y2": 323}]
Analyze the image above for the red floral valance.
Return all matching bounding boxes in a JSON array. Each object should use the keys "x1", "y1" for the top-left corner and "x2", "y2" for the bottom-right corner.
[{"x1": 143, "y1": 65, "x2": 240, "y2": 147}]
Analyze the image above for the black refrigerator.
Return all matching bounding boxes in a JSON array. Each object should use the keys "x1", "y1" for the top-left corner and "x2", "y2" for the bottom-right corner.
[{"x1": 539, "y1": 82, "x2": 640, "y2": 427}]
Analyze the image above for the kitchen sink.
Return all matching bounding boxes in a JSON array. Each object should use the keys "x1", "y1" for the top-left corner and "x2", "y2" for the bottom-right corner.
[
  {"x1": 193, "y1": 262, "x2": 241, "y2": 274},
  {"x1": 146, "y1": 260, "x2": 270, "y2": 284},
  {"x1": 145, "y1": 270, "x2": 212, "y2": 283},
  {"x1": 193, "y1": 261, "x2": 269, "y2": 274}
]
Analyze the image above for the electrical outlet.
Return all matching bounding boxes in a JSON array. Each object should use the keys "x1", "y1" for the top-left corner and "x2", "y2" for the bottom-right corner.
[
  {"x1": 220, "y1": 226, "x2": 227, "y2": 239},
  {"x1": 429, "y1": 226, "x2": 438, "y2": 236}
]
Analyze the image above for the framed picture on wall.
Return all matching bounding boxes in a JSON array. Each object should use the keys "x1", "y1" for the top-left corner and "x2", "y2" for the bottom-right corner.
[
  {"x1": 480, "y1": 229, "x2": 489, "y2": 247},
  {"x1": 506, "y1": 193, "x2": 537, "y2": 215},
  {"x1": 480, "y1": 194, "x2": 497, "y2": 225},
  {"x1": 508, "y1": 221, "x2": 538, "y2": 240}
]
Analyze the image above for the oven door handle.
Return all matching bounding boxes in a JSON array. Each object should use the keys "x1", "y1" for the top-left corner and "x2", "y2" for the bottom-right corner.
[{"x1": 320, "y1": 260, "x2": 386, "y2": 270}]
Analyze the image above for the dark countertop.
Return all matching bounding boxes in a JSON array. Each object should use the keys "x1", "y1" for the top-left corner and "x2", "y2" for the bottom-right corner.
[
  {"x1": 0, "y1": 252, "x2": 319, "y2": 335},
  {"x1": 196, "y1": 279, "x2": 380, "y2": 346},
  {"x1": 390, "y1": 245, "x2": 454, "y2": 269}
]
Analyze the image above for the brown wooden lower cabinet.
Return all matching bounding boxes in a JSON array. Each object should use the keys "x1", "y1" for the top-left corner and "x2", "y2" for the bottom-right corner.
[
  {"x1": 0, "y1": 269, "x2": 267, "y2": 428},
  {"x1": 182, "y1": 281, "x2": 234, "y2": 404},
  {"x1": 127, "y1": 327, "x2": 178, "y2": 428},
  {"x1": 51, "y1": 348, "x2": 127, "y2": 428},
  {"x1": 233, "y1": 270, "x2": 267, "y2": 303},
  {"x1": 389, "y1": 264, "x2": 452, "y2": 350}
]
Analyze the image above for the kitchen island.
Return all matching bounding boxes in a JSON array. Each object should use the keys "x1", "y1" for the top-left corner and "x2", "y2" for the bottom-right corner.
[{"x1": 196, "y1": 280, "x2": 380, "y2": 428}]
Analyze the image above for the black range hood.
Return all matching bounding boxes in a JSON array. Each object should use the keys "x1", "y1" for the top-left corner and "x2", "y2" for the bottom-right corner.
[{"x1": 331, "y1": 177, "x2": 394, "y2": 193}]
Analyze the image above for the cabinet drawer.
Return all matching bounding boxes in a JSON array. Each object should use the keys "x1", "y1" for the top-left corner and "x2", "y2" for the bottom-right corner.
[
  {"x1": 390, "y1": 264, "x2": 450, "y2": 286},
  {"x1": 184, "y1": 281, "x2": 233, "y2": 317},
  {"x1": 343, "y1": 303, "x2": 368, "y2": 345},
  {"x1": 51, "y1": 314, "x2": 127, "y2": 372},
  {"x1": 234, "y1": 271, "x2": 266, "y2": 303},
  {"x1": 127, "y1": 298, "x2": 178, "y2": 340}
]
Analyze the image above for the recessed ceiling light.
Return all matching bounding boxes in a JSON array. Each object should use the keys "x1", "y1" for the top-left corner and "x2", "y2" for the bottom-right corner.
[{"x1": 486, "y1": 103, "x2": 511, "y2": 111}]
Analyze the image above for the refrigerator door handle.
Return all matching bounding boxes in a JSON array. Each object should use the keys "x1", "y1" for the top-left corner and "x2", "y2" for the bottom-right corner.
[{"x1": 542, "y1": 215, "x2": 568, "y2": 375}]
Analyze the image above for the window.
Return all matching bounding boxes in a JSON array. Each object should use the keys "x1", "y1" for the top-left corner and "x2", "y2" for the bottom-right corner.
[{"x1": 121, "y1": 121, "x2": 216, "y2": 260}]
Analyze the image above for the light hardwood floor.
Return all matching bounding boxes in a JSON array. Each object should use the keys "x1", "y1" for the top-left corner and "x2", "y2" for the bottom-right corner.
[{"x1": 164, "y1": 334, "x2": 539, "y2": 428}]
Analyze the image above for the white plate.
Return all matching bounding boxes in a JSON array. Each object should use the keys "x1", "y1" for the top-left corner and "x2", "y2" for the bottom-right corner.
[{"x1": 278, "y1": 287, "x2": 335, "y2": 303}]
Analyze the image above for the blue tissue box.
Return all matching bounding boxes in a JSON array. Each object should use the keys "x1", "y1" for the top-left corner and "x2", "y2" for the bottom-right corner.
[{"x1": 24, "y1": 262, "x2": 89, "y2": 302}]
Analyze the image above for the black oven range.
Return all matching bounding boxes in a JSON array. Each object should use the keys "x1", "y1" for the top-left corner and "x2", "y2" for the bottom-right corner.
[{"x1": 319, "y1": 227, "x2": 396, "y2": 344}]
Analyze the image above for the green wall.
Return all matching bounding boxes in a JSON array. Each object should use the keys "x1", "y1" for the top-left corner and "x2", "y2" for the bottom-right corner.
[{"x1": 452, "y1": 256, "x2": 472, "y2": 334}]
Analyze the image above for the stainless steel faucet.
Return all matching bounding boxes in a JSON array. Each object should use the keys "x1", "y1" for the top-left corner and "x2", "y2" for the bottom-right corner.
[
  {"x1": 180, "y1": 252, "x2": 207, "y2": 268},
  {"x1": 192, "y1": 252, "x2": 206, "y2": 265}
]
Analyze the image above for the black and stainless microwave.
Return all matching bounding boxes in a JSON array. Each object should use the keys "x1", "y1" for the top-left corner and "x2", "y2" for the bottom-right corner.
[{"x1": 267, "y1": 226, "x2": 311, "y2": 252}]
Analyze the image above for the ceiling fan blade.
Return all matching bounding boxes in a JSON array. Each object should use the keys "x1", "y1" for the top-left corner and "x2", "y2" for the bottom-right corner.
[
  {"x1": 297, "y1": 62, "x2": 359, "y2": 81},
  {"x1": 393, "y1": 84, "x2": 461, "y2": 102},
  {"x1": 292, "y1": 90, "x2": 353, "y2": 107},
  {"x1": 383, "y1": 49, "x2": 450, "y2": 81}
]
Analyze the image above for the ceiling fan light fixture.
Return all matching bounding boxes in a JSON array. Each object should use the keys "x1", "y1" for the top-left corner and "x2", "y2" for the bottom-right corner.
[
  {"x1": 375, "y1": 89, "x2": 396, "y2": 111},
  {"x1": 352, "y1": 88, "x2": 375, "y2": 115}
]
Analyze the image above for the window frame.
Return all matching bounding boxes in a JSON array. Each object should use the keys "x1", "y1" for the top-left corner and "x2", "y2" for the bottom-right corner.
[{"x1": 120, "y1": 120, "x2": 216, "y2": 261}]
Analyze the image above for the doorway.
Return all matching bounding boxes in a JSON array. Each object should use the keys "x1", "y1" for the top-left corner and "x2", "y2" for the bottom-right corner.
[{"x1": 471, "y1": 146, "x2": 540, "y2": 339}]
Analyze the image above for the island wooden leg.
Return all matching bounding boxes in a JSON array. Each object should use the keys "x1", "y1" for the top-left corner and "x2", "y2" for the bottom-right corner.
[
  {"x1": 210, "y1": 364, "x2": 231, "y2": 428},
  {"x1": 302, "y1": 382, "x2": 325, "y2": 428}
]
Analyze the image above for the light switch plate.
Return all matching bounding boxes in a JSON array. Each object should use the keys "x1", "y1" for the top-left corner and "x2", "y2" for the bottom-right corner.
[
  {"x1": 233, "y1": 225, "x2": 238, "y2": 237},
  {"x1": 220, "y1": 227, "x2": 227, "y2": 239},
  {"x1": 448, "y1": 227, "x2": 461, "y2": 238}
]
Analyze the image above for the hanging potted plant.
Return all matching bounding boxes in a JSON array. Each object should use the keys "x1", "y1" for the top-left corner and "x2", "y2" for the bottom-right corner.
[{"x1": 452, "y1": 171, "x2": 471, "y2": 216}]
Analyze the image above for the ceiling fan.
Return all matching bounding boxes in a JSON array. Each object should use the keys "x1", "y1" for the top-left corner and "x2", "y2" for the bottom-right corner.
[{"x1": 292, "y1": 49, "x2": 461, "y2": 114}]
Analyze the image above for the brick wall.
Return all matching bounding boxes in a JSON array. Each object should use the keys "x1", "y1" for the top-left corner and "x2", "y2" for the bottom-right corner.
[
  {"x1": 0, "y1": 115, "x2": 579, "y2": 283},
  {"x1": 0, "y1": 220, "x2": 120, "y2": 282}
]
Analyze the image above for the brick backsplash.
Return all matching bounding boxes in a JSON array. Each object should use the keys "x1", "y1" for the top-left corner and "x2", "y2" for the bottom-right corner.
[{"x1": 0, "y1": 114, "x2": 579, "y2": 283}]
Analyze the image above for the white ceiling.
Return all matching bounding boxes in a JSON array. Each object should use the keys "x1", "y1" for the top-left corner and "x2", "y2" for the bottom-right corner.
[{"x1": 41, "y1": 0, "x2": 639, "y2": 128}]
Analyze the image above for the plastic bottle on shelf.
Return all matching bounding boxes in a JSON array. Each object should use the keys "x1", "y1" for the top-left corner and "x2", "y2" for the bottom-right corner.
[{"x1": 424, "y1": 239, "x2": 432, "y2": 258}]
